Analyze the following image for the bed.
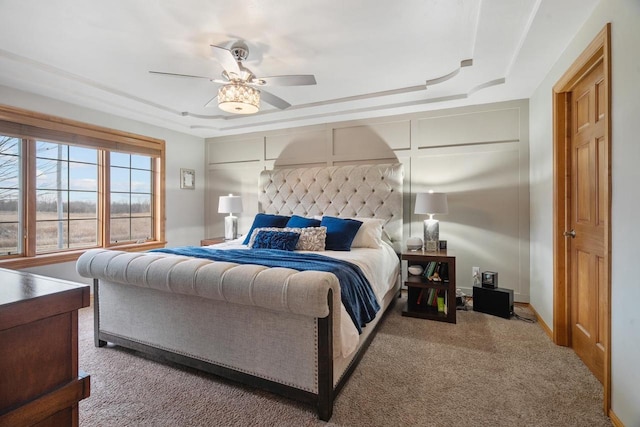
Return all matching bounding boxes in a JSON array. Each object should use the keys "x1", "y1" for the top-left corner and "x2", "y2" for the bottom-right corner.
[{"x1": 76, "y1": 163, "x2": 403, "y2": 420}]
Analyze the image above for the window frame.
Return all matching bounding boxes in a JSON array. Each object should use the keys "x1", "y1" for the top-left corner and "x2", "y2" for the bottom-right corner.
[
  {"x1": 107, "y1": 151, "x2": 156, "y2": 245},
  {"x1": 0, "y1": 104, "x2": 166, "y2": 268},
  {"x1": 33, "y1": 141, "x2": 101, "y2": 254}
]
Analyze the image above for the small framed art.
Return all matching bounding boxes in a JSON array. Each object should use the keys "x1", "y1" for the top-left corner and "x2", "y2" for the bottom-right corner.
[
  {"x1": 180, "y1": 168, "x2": 195, "y2": 190},
  {"x1": 438, "y1": 240, "x2": 448, "y2": 251}
]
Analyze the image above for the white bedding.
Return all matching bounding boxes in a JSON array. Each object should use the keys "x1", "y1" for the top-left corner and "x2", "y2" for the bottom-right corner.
[{"x1": 205, "y1": 238, "x2": 399, "y2": 357}]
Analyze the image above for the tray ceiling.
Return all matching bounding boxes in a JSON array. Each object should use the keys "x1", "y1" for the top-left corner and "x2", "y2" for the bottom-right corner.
[{"x1": 0, "y1": 0, "x2": 598, "y2": 137}]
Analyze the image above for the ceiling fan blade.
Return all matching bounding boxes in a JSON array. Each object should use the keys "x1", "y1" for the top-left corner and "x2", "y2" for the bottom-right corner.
[
  {"x1": 149, "y1": 70, "x2": 211, "y2": 79},
  {"x1": 204, "y1": 94, "x2": 218, "y2": 108},
  {"x1": 148, "y1": 71, "x2": 227, "y2": 84},
  {"x1": 210, "y1": 44, "x2": 242, "y2": 77},
  {"x1": 260, "y1": 90, "x2": 291, "y2": 110},
  {"x1": 254, "y1": 75, "x2": 317, "y2": 86}
]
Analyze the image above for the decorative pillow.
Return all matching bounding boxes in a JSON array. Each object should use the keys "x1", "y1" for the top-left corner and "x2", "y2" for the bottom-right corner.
[
  {"x1": 248, "y1": 227, "x2": 327, "y2": 251},
  {"x1": 350, "y1": 217, "x2": 385, "y2": 248},
  {"x1": 320, "y1": 216, "x2": 363, "y2": 251},
  {"x1": 252, "y1": 230, "x2": 300, "y2": 251},
  {"x1": 242, "y1": 213, "x2": 291, "y2": 245},
  {"x1": 297, "y1": 226, "x2": 327, "y2": 251},
  {"x1": 286, "y1": 215, "x2": 321, "y2": 228}
]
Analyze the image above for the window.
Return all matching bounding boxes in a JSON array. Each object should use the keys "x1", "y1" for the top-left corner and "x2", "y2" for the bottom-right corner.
[
  {"x1": 110, "y1": 152, "x2": 153, "y2": 243},
  {"x1": 0, "y1": 105, "x2": 165, "y2": 268},
  {"x1": 35, "y1": 141, "x2": 99, "y2": 253},
  {"x1": 0, "y1": 136, "x2": 22, "y2": 256}
]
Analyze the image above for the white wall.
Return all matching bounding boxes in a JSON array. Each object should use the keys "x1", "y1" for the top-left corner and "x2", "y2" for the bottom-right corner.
[
  {"x1": 0, "y1": 85, "x2": 206, "y2": 282},
  {"x1": 206, "y1": 99, "x2": 530, "y2": 302},
  {"x1": 529, "y1": 0, "x2": 640, "y2": 424}
]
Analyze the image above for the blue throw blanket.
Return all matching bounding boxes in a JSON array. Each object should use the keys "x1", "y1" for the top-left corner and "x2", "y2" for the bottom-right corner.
[{"x1": 151, "y1": 247, "x2": 380, "y2": 333}]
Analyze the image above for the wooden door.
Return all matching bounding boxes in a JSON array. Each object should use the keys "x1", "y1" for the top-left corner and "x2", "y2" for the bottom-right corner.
[{"x1": 568, "y1": 60, "x2": 606, "y2": 384}]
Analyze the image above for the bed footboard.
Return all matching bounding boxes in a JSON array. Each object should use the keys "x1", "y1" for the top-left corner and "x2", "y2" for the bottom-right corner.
[
  {"x1": 78, "y1": 249, "x2": 343, "y2": 419},
  {"x1": 77, "y1": 248, "x2": 395, "y2": 421},
  {"x1": 92, "y1": 277, "x2": 337, "y2": 420},
  {"x1": 77, "y1": 249, "x2": 344, "y2": 354}
]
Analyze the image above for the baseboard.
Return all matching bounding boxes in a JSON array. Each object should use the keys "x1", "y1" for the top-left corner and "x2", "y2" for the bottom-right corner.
[
  {"x1": 529, "y1": 304, "x2": 553, "y2": 340},
  {"x1": 608, "y1": 409, "x2": 624, "y2": 427}
]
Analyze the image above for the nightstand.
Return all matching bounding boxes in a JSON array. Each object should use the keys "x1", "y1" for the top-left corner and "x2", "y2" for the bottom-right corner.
[
  {"x1": 200, "y1": 237, "x2": 226, "y2": 246},
  {"x1": 401, "y1": 250, "x2": 457, "y2": 323}
]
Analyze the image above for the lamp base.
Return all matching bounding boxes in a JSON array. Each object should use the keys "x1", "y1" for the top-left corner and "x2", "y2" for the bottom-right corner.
[
  {"x1": 224, "y1": 215, "x2": 238, "y2": 240},
  {"x1": 424, "y1": 219, "x2": 439, "y2": 252}
]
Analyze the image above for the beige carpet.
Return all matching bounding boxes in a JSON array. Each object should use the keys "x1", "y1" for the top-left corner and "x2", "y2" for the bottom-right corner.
[{"x1": 78, "y1": 298, "x2": 611, "y2": 426}]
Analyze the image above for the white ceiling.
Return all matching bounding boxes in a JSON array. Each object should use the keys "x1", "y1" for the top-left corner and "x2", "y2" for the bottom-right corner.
[{"x1": 0, "y1": 0, "x2": 598, "y2": 138}]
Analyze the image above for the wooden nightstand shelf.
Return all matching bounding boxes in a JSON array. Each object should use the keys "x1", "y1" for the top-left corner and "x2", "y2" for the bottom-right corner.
[
  {"x1": 200, "y1": 236, "x2": 226, "y2": 246},
  {"x1": 401, "y1": 250, "x2": 456, "y2": 323}
]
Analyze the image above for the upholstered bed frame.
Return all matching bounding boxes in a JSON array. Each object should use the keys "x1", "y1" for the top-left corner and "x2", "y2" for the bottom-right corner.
[
  {"x1": 77, "y1": 163, "x2": 403, "y2": 420},
  {"x1": 258, "y1": 163, "x2": 403, "y2": 252}
]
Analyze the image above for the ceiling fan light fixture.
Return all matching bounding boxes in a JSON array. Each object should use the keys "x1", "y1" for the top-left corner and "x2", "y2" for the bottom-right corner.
[{"x1": 218, "y1": 83, "x2": 260, "y2": 114}]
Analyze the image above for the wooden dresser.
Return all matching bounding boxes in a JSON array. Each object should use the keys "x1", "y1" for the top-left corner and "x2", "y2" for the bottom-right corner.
[{"x1": 0, "y1": 268, "x2": 90, "y2": 427}]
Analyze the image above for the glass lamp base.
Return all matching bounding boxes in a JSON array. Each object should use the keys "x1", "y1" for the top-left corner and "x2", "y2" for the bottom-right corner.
[
  {"x1": 425, "y1": 239, "x2": 438, "y2": 252},
  {"x1": 424, "y1": 219, "x2": 439, "y2": 251},
  {"x1": 224, "y1": 215, "x2": 238, "y2": 240}
]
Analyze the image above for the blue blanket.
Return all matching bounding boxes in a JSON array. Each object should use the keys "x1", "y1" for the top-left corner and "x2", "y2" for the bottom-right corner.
[{"x1": 151, "y1": 247, "x2": 380, "y2": 333}]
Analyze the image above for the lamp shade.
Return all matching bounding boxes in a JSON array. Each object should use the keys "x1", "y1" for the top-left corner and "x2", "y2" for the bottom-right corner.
[
  {"x1": 218, "y1": 84, "x2": 260, "y2": 114},
  {"x1": 414, "y1": 192, "x2": 448, "y2": 215},
  {"x1": 218, "y1": 194, "x2": 243, "y2": 214}
]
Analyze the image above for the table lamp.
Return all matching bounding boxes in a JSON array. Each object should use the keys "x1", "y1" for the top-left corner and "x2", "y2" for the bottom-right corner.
[
  {"x1": 218, "y1": 194, "x2": 243, "y2": 240},
  {"x1": 414, "y1": 191, "x2": 448, "y2": 251}
]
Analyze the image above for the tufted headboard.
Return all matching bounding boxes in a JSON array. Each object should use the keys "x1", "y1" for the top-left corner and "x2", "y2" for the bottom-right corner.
[{"x1": 258, "y1": 163, "x2": 403, "y2": 252}]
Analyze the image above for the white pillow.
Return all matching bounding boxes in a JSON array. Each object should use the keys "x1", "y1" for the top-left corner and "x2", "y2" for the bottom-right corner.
[
  {"x1": 350, "y1": 217, "x2": 385, "y2": 248},
  {"x1": 248, "y1": 226, "x2": 327, "y2": 251}
]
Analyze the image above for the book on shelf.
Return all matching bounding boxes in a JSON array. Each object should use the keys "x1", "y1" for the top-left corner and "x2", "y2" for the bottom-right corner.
[
  {"x1": 432, "y1": 262, "x2": 445, "y2": 282},
  {"x1": 430, "y1": 289, "x2": 439, "y2": 307},
  {"x1": 416, "y1": 289, "x2": 424, "y2": 305},
  {"x1": 437, "y1": 294, "x2": 445, "y2": 312},
  {"x1": 438, "y1": 262, "x2": 450, "y2": 283},
  {"x1": 421, "y1": 262, "x2": 428, "y2": 277},
  {"x1": 422, "y1": 261, "x2": 441, "y2": 281},
  {"x1": 428, "y1": 262, "x2": 438, "y2": 278},
  {"x1": 444, "y1": 292, "x2": 448, "y2": 315},
  {"x1": 422, "y1": 261, "x2": 433, "y2": 278}
]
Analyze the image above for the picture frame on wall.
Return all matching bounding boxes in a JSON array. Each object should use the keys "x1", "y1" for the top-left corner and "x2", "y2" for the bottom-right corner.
[{"x1": 180, "y1": 168, "x2": 195, "y2": 190}]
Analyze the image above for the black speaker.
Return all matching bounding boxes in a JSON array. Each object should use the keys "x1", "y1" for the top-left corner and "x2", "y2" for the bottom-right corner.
[
  {"x1": 472, "y1": 286, "x2": 513, "y2": 319},
  {"x1": 481, "y1": 271, "x2": 498, "y2": 288}
]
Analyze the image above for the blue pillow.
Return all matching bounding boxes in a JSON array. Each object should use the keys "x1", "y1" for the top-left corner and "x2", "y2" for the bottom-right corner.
[
  {"x1": 243, "y1": 213, "x2": 291, "y2": 245},
  {"x1": 320, "y1": 216, "x2": 363, "y2": 251},
  {"x1": 252, "y1": 231, "x2": 300, "y2": 251},
  {"x1": 286, "y1": 215, "x2": 321, "y2": 228}
]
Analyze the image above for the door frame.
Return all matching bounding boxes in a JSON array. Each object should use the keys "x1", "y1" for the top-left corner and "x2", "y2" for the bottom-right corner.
[{"x1": 552, "y1": 23, "x2": 611, "y2": 413}]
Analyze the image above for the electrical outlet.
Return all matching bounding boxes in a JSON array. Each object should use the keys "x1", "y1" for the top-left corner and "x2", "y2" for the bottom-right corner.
[{"x1": 472, "y1": 267, "x2": 480, "y2": 285}]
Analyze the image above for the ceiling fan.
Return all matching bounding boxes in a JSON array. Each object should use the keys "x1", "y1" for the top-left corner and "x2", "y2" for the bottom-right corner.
[{"x1": 149, "y1": 41, "x2": 316, "y2": 114}]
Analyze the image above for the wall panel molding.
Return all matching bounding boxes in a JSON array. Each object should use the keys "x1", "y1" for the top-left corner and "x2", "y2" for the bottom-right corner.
[
  {"x1": 205, "y1": 99, "x2": 530, "y2": 301},
  {"x1": 414, "y1": 107, "x2": 521, "y2": 148}
]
